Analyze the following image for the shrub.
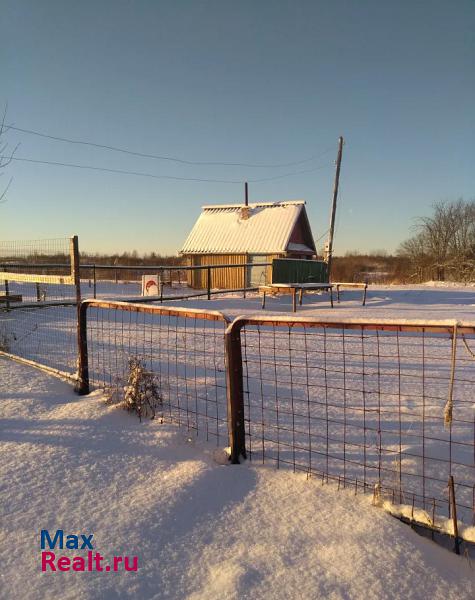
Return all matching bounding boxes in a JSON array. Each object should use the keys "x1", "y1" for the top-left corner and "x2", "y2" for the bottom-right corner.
[{"x1": 108, "y1": 357, "x2": 163, "y2": 422}]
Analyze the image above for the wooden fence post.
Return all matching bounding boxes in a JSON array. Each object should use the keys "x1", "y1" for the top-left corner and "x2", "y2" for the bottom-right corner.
[
  {"x1": 71, "y1": 236, "x2": 88, "y2": 394},
  {"x1": 225, "y1": 321, "x2": 247, "y2": 463},
  {"x1": 75, "y1": 301, "x2": 90, "y2": 395},
  {"x1": 70, "y1": 236, "x2": 81, "y2": 305}
]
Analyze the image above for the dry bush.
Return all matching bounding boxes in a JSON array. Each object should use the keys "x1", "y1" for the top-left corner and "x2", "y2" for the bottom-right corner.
[
  {"x1": 331, "y1": 254, "x2": 410, "y2": 284},
  {"x1": 108, "y1": 357, "x2": 163, "y2": 421}
]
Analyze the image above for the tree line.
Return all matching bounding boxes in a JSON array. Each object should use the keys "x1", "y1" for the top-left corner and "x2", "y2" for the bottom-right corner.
[{"x1": 398, "y1": 199, "x2": 475, "y2": 282}]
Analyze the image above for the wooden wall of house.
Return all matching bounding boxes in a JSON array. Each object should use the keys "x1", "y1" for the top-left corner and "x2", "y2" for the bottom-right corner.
[
  {"x1": 185, "y1": 254, "x2": 247, "y2": 289},
  {"x1": 266, "y1": 254, "x2": 282, "y2": 283},
  {"x1": 184, "y1": 253, "x2": 298, "y2": 289}
]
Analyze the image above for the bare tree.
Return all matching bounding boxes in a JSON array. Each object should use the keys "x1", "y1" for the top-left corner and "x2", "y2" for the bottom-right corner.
[
  {"x1": 399, "y1": 199, "x2": 475, "y2": 282},
  {"x1": 0, "y1": 105, "x2": 19, "y2": 204}
]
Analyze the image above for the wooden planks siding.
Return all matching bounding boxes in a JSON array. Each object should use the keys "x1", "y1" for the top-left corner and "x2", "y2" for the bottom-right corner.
[{"x1": 184, "y1": 254, "x2": 247, "y2": 289}]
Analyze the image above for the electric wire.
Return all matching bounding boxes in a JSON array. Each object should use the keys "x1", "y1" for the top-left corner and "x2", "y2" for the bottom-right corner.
[
  {"x1": 6, "y1": 124, "x2": 333, "y2": 169},
  {"x1": 2, "y1": 155, "x2": 332, "y2": 184}
]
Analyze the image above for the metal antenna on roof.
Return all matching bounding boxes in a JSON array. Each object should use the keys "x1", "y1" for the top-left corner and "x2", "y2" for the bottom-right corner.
[{"x1": 244, "y1": 181, "x2": 249, "y2": 206}]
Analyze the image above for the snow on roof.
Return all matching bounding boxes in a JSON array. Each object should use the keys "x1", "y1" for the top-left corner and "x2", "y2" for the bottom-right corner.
[{"x1": 181, "y1": 201, "x2": 311, "y2": 254}]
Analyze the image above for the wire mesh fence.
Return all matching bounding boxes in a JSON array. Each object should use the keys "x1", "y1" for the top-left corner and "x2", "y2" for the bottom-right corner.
[
  {"x1": 232, "y1": 317, "x2": 475, "y2": 526},
  {"x1": 79, "y1": 265, "x2": 190, "y2": 300},
  {"x1": 1, "y1": 262, "x2": 263, "y2": 303},
  {"x1": 0, "y1": 280, "x2": 79, "y2": 304},
  {"x1": 0, "y1": 237, "x2": 71, "y2": 264},
  {"x1": 0, "y1": 302, "x2": 78, "y2": 375},
  {"x1": 0, "y1": 237, "x2": 78, "y2": 304},
  {"x1": 77, "y1": 263, "x2": 266, "y2": 300},
  {"x1": 80, "y1": 300, "x2": 230, "y2": 444}
]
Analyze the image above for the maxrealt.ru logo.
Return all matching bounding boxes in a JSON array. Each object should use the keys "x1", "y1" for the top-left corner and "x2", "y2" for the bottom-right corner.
[{"x1": 40, "y1": 530, "x2": 138, "y2": 572}]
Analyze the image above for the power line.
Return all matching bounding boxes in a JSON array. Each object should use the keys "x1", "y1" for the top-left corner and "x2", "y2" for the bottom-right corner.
[
  {"x1": 6, "y1": 124, "x2": 333, "y2": 169},
  {"x1": 314, "y1": 228, "x2": 330, "y2": 244},
  {"x1": 248, "y1": 163, "x2": 331, "y2": 183},
  {"x1": 3, "y1": 155, "x2": 332, "y2": 184}
]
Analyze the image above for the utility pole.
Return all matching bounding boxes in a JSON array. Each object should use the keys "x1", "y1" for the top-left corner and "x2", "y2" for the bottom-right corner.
[
  {"x1": 325, "y1": 136, "x2": 344, "y2": 281},
  {"x1": 244, "y1": 181, "x2": 249, "y2": 206}
]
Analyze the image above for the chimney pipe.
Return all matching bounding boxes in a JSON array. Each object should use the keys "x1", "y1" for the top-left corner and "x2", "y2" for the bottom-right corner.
[{"x1": 245, "y1": 181, "x2": 248, "y2": 206}]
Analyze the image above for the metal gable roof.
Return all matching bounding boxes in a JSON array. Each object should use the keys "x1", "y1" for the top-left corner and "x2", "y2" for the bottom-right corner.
[{"x1": 180, "y1": 201, "x2": 313, "y2": 255}]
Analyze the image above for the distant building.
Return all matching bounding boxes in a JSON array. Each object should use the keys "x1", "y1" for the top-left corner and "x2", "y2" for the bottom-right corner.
[{"x1": 180, "y1": 200, "x2": 317, "y2": 288}]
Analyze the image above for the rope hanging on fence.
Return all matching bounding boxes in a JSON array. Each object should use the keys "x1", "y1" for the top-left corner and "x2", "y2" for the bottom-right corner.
[
  {"x1": 461, "y1": 334, "x2": 475, "y2": 359},
  {"x1": 444, "y1": 322, "x2": 458, "y2": 427}
]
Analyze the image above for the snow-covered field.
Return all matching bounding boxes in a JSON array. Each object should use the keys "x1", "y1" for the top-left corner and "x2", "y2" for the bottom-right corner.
[
  {"x1": 4, "y1": 283, "x2": 475, "y2": 372},
  {"x1": 5, "y1": 279, "x2": 475, "y2": 319},
  {"x1": 1, "y1": 358, "x2": 474, "y2": 600},
  {"x1": 165, "y1": 282, "x2": 475, "y2": 321}
]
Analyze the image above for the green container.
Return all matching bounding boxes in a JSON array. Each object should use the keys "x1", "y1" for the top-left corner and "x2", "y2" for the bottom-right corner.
[{"x1": 272, "y1": 258, "x2": 328, "y2": 284}]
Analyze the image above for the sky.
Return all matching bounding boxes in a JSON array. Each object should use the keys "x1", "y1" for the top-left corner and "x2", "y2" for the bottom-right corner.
[{"x1": 1, "y1": 0, "x2": 474, "y2": 256}]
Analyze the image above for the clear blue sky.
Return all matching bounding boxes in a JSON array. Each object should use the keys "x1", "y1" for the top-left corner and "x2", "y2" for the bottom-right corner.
[{"x1": 1, "y1": 0, "x2": 474, "y2": 256}]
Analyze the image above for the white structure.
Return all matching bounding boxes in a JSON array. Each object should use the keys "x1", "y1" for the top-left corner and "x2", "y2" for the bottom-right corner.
[{"x1": 141, "y1": 274, "x2": 160, "y2": 296}]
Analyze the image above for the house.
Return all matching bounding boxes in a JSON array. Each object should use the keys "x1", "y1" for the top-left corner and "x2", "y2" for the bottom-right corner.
[{"x1": 180, "y1": 200, "x2": 318, "y2": 289}]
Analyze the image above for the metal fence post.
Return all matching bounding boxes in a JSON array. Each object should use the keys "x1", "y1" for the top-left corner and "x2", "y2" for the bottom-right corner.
[
  {"x1": 93, "y1": 265, "x2": 97, "y2": 299},
  {"x1": 4, "y1": 278, "x2": 10, "y2": 310},
  {"x1": 207, "y1": 267, "x2": 211, "y2": 300},
  {"x1": 225, "y1": 320, "x2": 247, "y2": 463},
  {"x1": 448, "y1": 475, "x2": 460, "y2": 555},
  {"x1": 75, "y1": 301, "x2": 90, "y2": 395}
]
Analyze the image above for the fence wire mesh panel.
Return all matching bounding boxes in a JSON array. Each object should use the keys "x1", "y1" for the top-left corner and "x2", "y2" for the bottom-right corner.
[
  {"x1": 0, "y1": 279, "x2": 79, "y2": 304},
  {"x1": 0, "y1": 237, "x2": 71, "y2": 264},
  {"x1": 0, "y1": 303, "x2": 78, "y2": 375},
  {"x1": 0, "y1": 237, "x2": 77, "y2": 303},
  {"x1": 1, "y1": 260, "x2": 265, "y2": 303},
  {"x1": 79, "y1": 266, "x2": 189, "y2": 300},
  {"x1": 84, "y1": 301, "x2": 229, "y2": 443},
  {"x1": 237, "y1": 318, "x2": 475, "y2": 526},
  {"x1": 76, "y1": 263, "x2": 263, "y2": 301}
]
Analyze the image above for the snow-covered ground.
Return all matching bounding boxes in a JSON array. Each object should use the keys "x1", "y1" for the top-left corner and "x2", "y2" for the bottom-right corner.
[
  {"x1": 160, "y1": 283, "x2": 475, "y2": 321},
  {"x1": 1, "y1": 358, "x2": 473, "y2": 600},
  {"x1": 5, "y1": 280, "x2": 475, "y2": 320},
  {"x1": 4, "y1": 283, "x2": 475, "y2": 373}
]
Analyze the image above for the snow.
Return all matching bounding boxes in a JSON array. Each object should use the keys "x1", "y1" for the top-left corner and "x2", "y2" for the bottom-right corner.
[
  {"x1": 180, "y1": 201, "x2": 308, "y2": 254},
  {"x1": 1, "y1": 358, "x2": 474, "y2": 599},
  {"x1": 82, "y1": 298, "x2": 229, "y2": 321},
  {"x1": 160, "y1": 284, "x2": 475, "y2": 322},
  {"x1": 5, "y1": 279, "x2": 475, "y2": 316}
]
